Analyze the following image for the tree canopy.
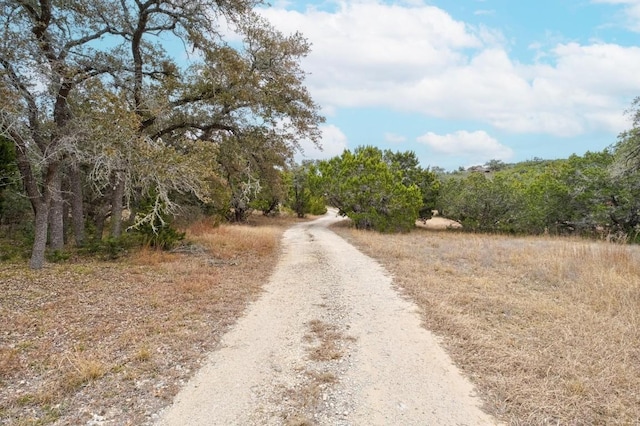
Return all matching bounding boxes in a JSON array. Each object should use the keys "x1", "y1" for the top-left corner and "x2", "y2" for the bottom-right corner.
[
  {"x1": 318, "y1": 147, "x2": 423, "y2": 232},
  {"x1": 0, "y1": 0, "x2": 323, "y2": 268}
]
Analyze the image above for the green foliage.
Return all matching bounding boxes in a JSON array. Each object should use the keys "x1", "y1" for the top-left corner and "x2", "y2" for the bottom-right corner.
[
  {"x1": 436, "y1": 149, "x2": 640, "y2": 238},
  {"x1": 307, "y1": 196, "x2": 328, "y2": 215},
  {"x1": 130, "y1": 220, "x2": 185, "y2": 250},
  {"x1": 0, "y1": 136, "x2": 20, "y2": 223},
  {"x1": 438, "y1": 172, "x2": 516, "y2": 232},
  {"x1": 46, "y1": 249, "x2": 71, "y2": 263},
  {"x1": 613, "y1": 96, "x2": 640, "y2": 174},
  {"x1": 284, "y1": 161, "x2": 326, "y2": 218},
  {"x1": 484, "y1": 159, "x2": 509, "y2": 171},
  {"x1": 81, "y1": 235, "x2": 139, "y2": 260},
  {"x1": 383, "y1": 150, "x2": 440, "y2": 218},
  {"x1": 0, "y1": 187, "x2": 32, "y2": 229},
  {"x1": 318, "y1": 146, "x2": 422, "y2": 232},
  {"x1": 0, "y1": 236, "x2": 30, "y2": 261},
  {"x1": 130, "y1": 196, "x2": 185, "y2": 250}
]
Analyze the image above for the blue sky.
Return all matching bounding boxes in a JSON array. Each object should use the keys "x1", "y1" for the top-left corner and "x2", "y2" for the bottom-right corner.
[{"x1": 254, "y1": 0, "x2": 640, "y2": 170}]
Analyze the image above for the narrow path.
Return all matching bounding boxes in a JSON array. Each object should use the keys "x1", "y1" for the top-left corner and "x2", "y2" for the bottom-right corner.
[{"x1": 155, "y1": 210, "x2": 498, "y2": 425}]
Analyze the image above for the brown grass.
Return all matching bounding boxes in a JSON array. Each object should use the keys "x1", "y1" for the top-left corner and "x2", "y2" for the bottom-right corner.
[
  {"x1": 0, "y1": 215, "x2": 302, "y2": 425},
  {"x1": 305, "y1": 319, "x2": 344, "y2": 362},
  {"x1": 279, "y1": 319, "x2": 348, "y2": 424},
  {"x1": 334, "y1": 225, "x2": 640, "y2": 425}
]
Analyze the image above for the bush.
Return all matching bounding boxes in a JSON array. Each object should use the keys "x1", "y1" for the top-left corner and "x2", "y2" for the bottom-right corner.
[{"x1": 130, "y1": 220, "x2": 185, "y2": 250}]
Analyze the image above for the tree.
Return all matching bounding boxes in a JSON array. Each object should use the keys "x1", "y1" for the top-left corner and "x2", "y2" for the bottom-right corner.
[
  {"x1": 0, "y1": 0, "x2": 118, "y2": 268},
  {"x1": 613, "y1": 96, "x2": 640, "y2": 174},
  {"x1": 319, "y1": 147, "x2": 422, "y2": 232},
  {"x1": 436, "y1": 151, "x2": 632, "y2": 237},
  {"x1": 485, "y1": 159, "x2": 508, "y2": 171},
  {"x1": 283, "y1": 161, "x2": 325, "y2": 218},
  {"x1": 383, "y1": 149, "x2": 440, "y2": 219},
  {"x1": 1, "y1": 0, "x2": 323, "y2": 268},
  {"x1": 437, "y1": 172, "x2": 515, "y2": 232}
]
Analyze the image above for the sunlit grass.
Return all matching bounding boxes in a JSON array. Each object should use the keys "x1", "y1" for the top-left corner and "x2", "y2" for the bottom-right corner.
[
  {"x1": 0, "y1": 214, "x2": 296, "y2": 424},
  {"x1": 335, "y1": 226, "x2": 640, "y2": 424}
]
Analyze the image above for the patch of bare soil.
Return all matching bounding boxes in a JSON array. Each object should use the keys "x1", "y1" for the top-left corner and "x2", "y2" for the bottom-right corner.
[
  {"x1": 415, "y1": 217, "x2": 462, "y2": 230},
  {"x1": 333, "y1": 223, "x2": 640, "y2": 425},
  {"x1": 0, "y1": 217, "x2": 297, "y2": 425}
]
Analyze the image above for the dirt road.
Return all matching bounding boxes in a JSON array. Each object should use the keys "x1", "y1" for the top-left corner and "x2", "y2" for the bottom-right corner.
[{"x1": 155, "y1": 210, "x2": 498, "y2": 425}]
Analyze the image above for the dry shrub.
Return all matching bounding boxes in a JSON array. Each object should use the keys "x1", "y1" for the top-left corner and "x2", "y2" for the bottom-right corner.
[
  {"x1": 305, "y1": 320, "x2": 344, "y2": 362},
  {"x1": 185, "y1": 216, "x2": 220, "y2": 236},
  {"x1": 335, "y1": 227, "x2": 640, "y2": 425},
  {"x1": 133, "y1": 345, "x2": 152, "y2": 363},
  {"x1": 58, "y1": 352, "x2": 107, "y2": 393}
]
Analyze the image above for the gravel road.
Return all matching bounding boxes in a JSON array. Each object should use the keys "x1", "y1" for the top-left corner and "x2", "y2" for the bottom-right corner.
[{"x1": 155, "y1": 210, "x2": 498, "y2": 425}]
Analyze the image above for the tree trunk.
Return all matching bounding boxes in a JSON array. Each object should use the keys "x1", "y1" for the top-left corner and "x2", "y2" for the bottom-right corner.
[
  {"x1": 30, "y1": 201, "x2": 49, "y2": 269},
  {"x1": 48, "y1": 171, "x2": 64, "y2": 250},
  {"x1": 69, "y1": 165, "x2": 85, "y2": 246},
  {"x1": 93, "y1": 206, "x2": 108, "y2": 243},
  {"x1": 110, "y1": 171, "x2": 125, "y2": 238}
]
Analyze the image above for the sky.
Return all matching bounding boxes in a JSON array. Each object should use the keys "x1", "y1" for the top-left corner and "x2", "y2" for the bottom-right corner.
[{"x1": 253, "y1": 0, "x2": 640, "y2": 170}]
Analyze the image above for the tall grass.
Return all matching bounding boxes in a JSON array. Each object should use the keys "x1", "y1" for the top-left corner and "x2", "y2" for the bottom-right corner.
[{"x1": 186, "y1": 223, "x2": 279, "y2": 259}]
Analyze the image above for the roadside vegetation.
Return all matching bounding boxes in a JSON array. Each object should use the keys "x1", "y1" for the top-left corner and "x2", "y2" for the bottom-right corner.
[
  {"x1": 0, "y1": 214, "x2": 298, "y2": 425},
  {"x1": 334, "y1": 224, "x2": 640, "y2": 424}
]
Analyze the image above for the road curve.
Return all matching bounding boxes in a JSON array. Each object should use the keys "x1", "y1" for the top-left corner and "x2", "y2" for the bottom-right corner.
[{"x1": 155, "y1": 209, "x2": 498, "y2": 425}]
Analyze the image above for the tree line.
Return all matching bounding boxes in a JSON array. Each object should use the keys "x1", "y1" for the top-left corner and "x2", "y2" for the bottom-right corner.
[
  {"x1": 0, "y1": 0, "x2": 323, "y2": 268},
  {"x1": 3, "y1": 1, "x2": 640, "y2": 269},
  {"x1": 296, "y1": 101, "x2": 640, "y2": 240}
]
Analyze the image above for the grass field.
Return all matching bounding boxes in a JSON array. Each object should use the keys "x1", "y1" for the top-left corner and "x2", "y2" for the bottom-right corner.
[
  {"x1": 2, "y1": 214, "x2": 639, "y2": 425},
  {"x1": 0, "y1": 215, "x2": 296, "y2": 425},
  {"x1": 333, "y1": 223, "x2": 640, "y2": 425}
]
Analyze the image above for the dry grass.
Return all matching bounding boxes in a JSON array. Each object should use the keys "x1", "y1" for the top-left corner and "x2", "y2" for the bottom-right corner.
[
  {"x1": 334, "y1": 225, "x2": 640, "y2": 425},
  {"x1": 279, "y1": 319, "x2": 348, "y2": 425},
  {"x1": 305, "y1": 319, "x2": 344, "y2": 362},
  {"x1": 0, "y1": 214, "x2": 302, "y2": 425}
]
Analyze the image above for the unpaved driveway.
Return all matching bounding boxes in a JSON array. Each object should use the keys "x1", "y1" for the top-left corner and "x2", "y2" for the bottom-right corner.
[{"x1": 156, "y1": 210, "x2": 498, "y2": 425}]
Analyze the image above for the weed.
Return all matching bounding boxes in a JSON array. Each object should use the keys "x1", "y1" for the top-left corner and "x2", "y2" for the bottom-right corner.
[
  {"x1": 134, "y1": 346, "x2": 152, "y2": 362},
  {"x1": 15, "y1": 393, "x2": 36, "y2": 406},
  {"x1": 46, "y1": 249, "x2": 71, "y2": 263},
  {"x1": 59, "y1": 353, "x2": 107, "y2": 392}
]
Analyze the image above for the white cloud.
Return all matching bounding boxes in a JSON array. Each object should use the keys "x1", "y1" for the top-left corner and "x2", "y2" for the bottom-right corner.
[
  {"x1": 260, "y1": 1, "x2": 640, "y2": 139},
  {"x1": 384, "y1": 132, "x2": 406, "y2": 144},
  {"x1": 417, "y1": 130, "x2": 513, "y2": 162},
  {"x1": 296, "y1": 124, "x2": 348, "y2": 161}
]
